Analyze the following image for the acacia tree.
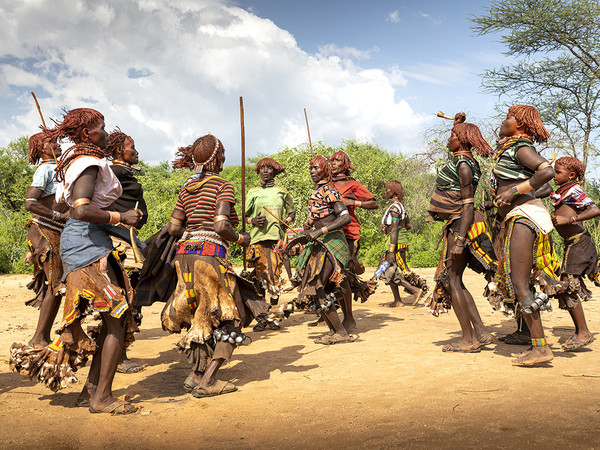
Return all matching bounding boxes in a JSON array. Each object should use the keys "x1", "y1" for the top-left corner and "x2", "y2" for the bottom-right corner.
[{"x1": 471, "y1": 0, "x2": 600, "y2": 172}]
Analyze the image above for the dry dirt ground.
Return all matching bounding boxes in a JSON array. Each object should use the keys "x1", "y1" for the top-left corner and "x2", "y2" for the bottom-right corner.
[{"x1": 1, "y1": 267, "x2": 599, "y2": 449}]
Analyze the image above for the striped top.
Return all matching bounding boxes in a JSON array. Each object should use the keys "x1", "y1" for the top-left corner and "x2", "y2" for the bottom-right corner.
[
  {"x1": 175, "y1": 174, "x2": 238, "y2": 232},
  {"x1": 308, "y1": 182, "x2": 342, "y2": 219},
  {"x1": 493, "y1": 139, "x2": 538, "y2": 181},
  {"x1": 435, "y1": 156, "x2": 481, "y2": 191}
]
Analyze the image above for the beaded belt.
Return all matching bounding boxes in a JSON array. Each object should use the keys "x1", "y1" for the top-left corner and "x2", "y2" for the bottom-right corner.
[{"x1": 33, "y1": 215, "x2": 64, "y2": 232}]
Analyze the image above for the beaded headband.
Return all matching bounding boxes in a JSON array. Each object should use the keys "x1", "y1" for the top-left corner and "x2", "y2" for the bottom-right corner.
[{"x1": 195, "y1": 133, "x2": 220, "y2": 173}]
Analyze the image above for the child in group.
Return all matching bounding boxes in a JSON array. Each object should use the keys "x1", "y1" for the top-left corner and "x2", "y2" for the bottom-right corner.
[{"x1": 550, "y1": 156, "x2": 599, "y2": 351}]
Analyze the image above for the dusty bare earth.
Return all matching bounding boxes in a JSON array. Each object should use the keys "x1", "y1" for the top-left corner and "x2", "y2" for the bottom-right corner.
[{"x1": 1, "y1": 267, "x2": 600, "y2": 449}]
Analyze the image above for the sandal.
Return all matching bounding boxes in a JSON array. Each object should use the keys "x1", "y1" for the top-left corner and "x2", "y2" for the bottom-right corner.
[
  {"x1": 442, "y1": 341, "x2": 481, "y2": 353},
  {"x1": 75, "y1": 397, "x2": 90, "y2": 408},
  {"x1": 314, "y1": 334, "x2": 357, "y2": 345},
  {"x1": 504, "y1": 334, "x2": 531, "y2": 346},
  {"x1": 89, "y1": 398, "x2": 138, "y2": 415},
  {"x1": 562, "y1": 334, "x2": 595, "y2": 352},
  {"x1": 183, "y1": 376, "x2": 198, "y2": 393},
  {"x1": 191, "y1": 380, "x2": 237, "y2": 398},
  {"x1": 478, "y1": 333, "x2": 494, "y2": 345},
  {"x1": 253, "y1": 322, "x2": 266, "y2": 332},
  {"x1": 116, "y1": 359, "x2": 144, "y2": 374}
]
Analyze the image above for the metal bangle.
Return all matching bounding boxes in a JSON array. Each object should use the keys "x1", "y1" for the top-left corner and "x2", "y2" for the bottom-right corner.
[
  {"x1": 73, "y1": 198, "x2": 91, "y2": 208},
  {"x1": 214, "y1": 214, "x2": 229, "y2": 223},
  {"x1": 108, "y1": 211, "x2": 121, "y2": 225},
  {"x1": 170, "y1": 217, "x2": 184, "y2": 226},
  {"x1": 461, "y1": 198, "x2": 474, "y2": 204},
  {"x1": 26, "y1": 197, "x2": 38, "y2": 203},
  {"x1": 537, "y1": 161, "x2": 551, "y2": 171},
  {"x1": 355, "y1": 200, "x2": 362, "y2": 208},
  {"x1": 51, "y1": 210, "x2": 61, "y2": 222},
  {"x1": 321, "y1": 226, "x2": 329, "y2": 235},
  {"x1": 235, "y1": 233, "x2": 245, "y2": 244}
]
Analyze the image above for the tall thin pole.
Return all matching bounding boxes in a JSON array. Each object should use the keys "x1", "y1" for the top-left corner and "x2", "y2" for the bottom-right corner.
[
  {"x1": 240, "y1": 96, "x2": 247, "y2": 271},
  {"x1": 304, "y1": 108, "x2": 314, "y2": 158},
  {"x1": 31, "y1": 91, "x2": 58, "y2": 163}
]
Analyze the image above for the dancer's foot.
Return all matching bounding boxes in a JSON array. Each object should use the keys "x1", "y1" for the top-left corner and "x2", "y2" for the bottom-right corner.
[
  {"x1": 383, "y1": 300, "x2": 404, "y2": 308},
  {"x1": 411, "y1": 289, "x2": 424, "y2": 306},
  {"x1": 442, "y1": 340, "x2": 481, "y2": 353},
  {"x1": 512, "y1": 345, "x2": 554, "y2": 365},
  {"x1": 27, "y1": 337, "x2": 49, "y2": 348}
]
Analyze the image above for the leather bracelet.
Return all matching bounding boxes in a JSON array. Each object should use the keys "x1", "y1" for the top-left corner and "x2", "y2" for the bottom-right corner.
[
  {"x1": 321, "y1": 226, "x2": 329, "y2": 235},
  {"x1": 235, "y1": 233, "x2": 245, "y2": 244},
  {"x1": 73, "y1": 198, "x2": 91, "y2": 208},
  {"x1": 170, "y1": 217, "x2": 184, "y2": 226},
  {"x1": 214, "y1": 214, "x2": 229, "y2": 223},
  {"x1": 108, "y1": 211, "x2": 121, "y2": 225},
  {"x1": 355, "y1": 200, "x2": 362, "y2": 208}
]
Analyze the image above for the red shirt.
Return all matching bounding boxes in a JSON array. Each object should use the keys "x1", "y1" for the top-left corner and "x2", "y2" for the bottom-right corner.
[{"x1": 333, "y1": 178, "x2": 375, "y2": 240}]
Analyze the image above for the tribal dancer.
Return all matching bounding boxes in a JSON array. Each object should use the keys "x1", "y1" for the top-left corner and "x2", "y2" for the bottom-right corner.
[
  {"x1": 108, "y1": 128, "x2": 148, "y2": 373},
  {"x1": 10, "y1": 108, "x2": 142, "y2": 414},
  {"x1": 378, "y1": 180, "x2": 428, "y2": 307},
  {"x1": 492, "y1": 104, "x2": 564, "y2": 366},
  {"x1": 23, "y1": 133, "x2": 68, "y2": 348},
  {"x1": 291, "y1": 155, "x2": 354, "y2": 345},
  {"x1": 245, "y1": 158, "x2": 295, "y2": 323},
  {"x1": 550, "y1": 156, "x2": 598, "y2": 351},
  {"x1": 330, "y1": 150, "x2": 378, "y2": 328},
  {"x1": 163, "y1": 134, "x2": 282, "y2": 398},
  {"x1": 425, "y1": 118, "x2": 496, "y2": 353}
]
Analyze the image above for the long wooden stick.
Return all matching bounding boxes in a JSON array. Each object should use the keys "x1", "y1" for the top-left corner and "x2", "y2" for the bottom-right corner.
[
  {"x1": 262, "y1": 207, "x2": 299, "y2": 235},
  {"x1": 304, "y1": 108, "x2": 314, "y2": 158},
  {"x1": 31, "y1": 91, "x2": 58, "y2": 163},
  {"x1": 240, "y1": 96, "x2": 247, "y2": 270}
]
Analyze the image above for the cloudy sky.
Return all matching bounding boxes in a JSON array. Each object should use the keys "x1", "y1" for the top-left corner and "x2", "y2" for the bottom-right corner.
[{"x1": 0, "y1": 0, "x2": 507, "y2": 165}]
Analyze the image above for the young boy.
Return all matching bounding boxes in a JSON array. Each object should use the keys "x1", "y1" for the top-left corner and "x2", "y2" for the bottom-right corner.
[{"x1": 550, "y1": 156, "x2": 599, "y2": 351}]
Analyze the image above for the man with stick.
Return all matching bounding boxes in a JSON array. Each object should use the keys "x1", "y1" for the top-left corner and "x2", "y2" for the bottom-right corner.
[{"x1": 245, "y1": 157, "x2": 295, "y2": 330}]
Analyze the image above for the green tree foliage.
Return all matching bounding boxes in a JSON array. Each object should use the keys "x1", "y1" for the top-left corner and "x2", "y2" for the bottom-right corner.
[
  {"x1": 471, "y1": 0, "x2": 600, "y2": 171},
  {"x1": 0, "y1": 137, "x2": 35, "y2": 273}
]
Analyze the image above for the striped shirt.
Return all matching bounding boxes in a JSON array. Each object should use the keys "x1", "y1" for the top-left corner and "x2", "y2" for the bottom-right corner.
[
  {"x1": 435, "y1": 156, "x2": 481, "y2": 191},
  {"x1": 308, "y1": 182, "x2": 342, "y2": 219},
  {"x1": 493, "y1": 139, "x2": 538, "y2": 181},
  {"x1": 175, "y1": 174, "x2": 238, "y2": 231}
]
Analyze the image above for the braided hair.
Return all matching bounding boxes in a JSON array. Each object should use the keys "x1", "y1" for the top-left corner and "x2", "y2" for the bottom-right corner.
[
  {"x1": 330, "y1": 150, "x2": 354, "y2": 175},
  {"x1": 555, "y1": 156, "x2": 586, "y2": 181},
  {"x1": 453, "y1": 123, "x2": 493, "y2": 156},
  {"x1": 28, "y1": 132, "x2": 49, "y2": 164},
  {"x1": 310, "y1": 155, "x2": 332, "y2": 182},
  {"x1": 172, "y1": 134, "x2": 223, "y2": 173},
  {"x1": 508, "y1": 104, "x2": 550, "y2": 143},
  {"x1": 385, "y1": 180, "x2": 404, "y2": 202},
  {"x1": 49, "y1": 108, "x2": 108, "y2": 181},
  {"x1": 106, "y1": 127, "x2": 129, "y2": 160},
  {"x1": 255, "y1": 157, "x2": 284, "y2": 176}
]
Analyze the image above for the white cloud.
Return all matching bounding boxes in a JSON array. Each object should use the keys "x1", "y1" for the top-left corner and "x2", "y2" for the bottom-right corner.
[
  {"x1": 387, "y1": 10, "x2": 400, "y2": 24},
  {"x1": 0, "y1": 0, "x2": 430, "y2": 164}
]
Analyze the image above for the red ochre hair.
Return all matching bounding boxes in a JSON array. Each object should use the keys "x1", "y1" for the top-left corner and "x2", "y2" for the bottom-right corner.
[
  {"x1": 172, "y1": 134, "x2": 224, "y2": 173},
  {"x1": 330, "y1": 150, "x2": 354, "y2": 174},
  {"x1": 45, "y1": 108, "x2": 104, "y2": 144},
  {"x1": 555, "y1": 156, "x2": 586, "y2": 181},
  {"x1": 107, "y1": 127, "x2": 130, "y2": 160},
  {"x1": 255, "y1": 157, "x2": 285, "y2": 176},
  {"x1": 508, "y1": 104, "x2": 550, "y2": 143},
  {"x1": 453, "y1": 123, "x2": 493, "y2": 156},
  {"x1": 310, "y1": 155, "x2": 332, "y2": 181},
  {"x1": 28, "y1": 132, "x2": 49, "y2": 164},
  {"x1": 386, "y1": 180, "x2": 404, "y2": 202}
]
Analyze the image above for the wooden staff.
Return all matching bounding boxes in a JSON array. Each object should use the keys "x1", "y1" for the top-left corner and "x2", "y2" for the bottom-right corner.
[
  {"x1": 304, "y1": 108, "x2": 314, "y2": 157},
  {"x1": 262, "y1": 207, "x2": 299, "y2": 235},
  {"x1": 240, "y1": 96, "x2": 247, "y2": 271},
  {"x1": 31, "y1": 91, "x2": 58, "y2": 163}
]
